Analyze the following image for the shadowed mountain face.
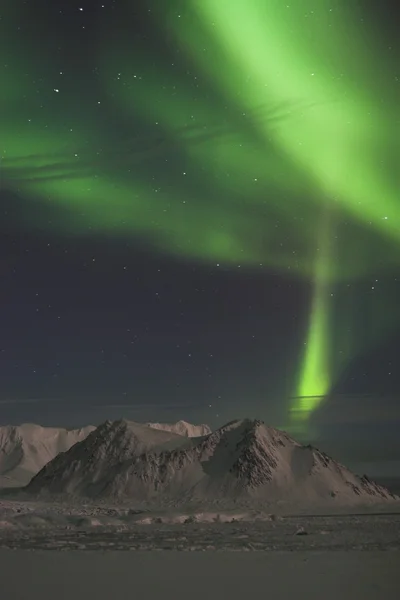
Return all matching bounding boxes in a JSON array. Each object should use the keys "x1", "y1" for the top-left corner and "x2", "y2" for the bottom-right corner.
[{"x1": 26, "y1": 419, "x2": 398, "y2": 507}]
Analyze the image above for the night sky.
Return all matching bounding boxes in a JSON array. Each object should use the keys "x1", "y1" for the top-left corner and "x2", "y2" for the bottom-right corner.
[{"x1": 1, "y1": 0, "x2": 400, "y2": 472}]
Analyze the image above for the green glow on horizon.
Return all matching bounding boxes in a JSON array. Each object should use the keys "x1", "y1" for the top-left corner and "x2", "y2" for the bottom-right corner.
[{"x1": 290, "y1": 207, "x2": 335, "y2": 427}]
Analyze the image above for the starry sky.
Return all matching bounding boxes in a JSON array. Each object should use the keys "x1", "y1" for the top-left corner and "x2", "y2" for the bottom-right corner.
[{"x1": 1, "y1": 0, "x2": 400, "y2": 473}]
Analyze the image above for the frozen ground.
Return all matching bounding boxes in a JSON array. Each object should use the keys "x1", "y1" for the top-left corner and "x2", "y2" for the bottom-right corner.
[
  {"x1": 1, "y1": 498, "x2": 400, "y2": 551},
  {"x1": 1, "y1": 499, "x2": 399, "y2": 599},
  {"x1": 1, "y1": 549, "x2": 399, "y2": 600},
  {"x1": 1, "y1": 512, "x2": 400, "y2": 552}
]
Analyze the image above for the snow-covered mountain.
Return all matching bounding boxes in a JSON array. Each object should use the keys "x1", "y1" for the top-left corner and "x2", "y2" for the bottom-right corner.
[
  {"x1": 0, "y1": 420, "x2": 211, "y2": 489},
  {"x1": 146, "y1": 420, "x2": 211, "y2": 438},
  {"x1": 0, "y1": 423, "x2": 95, "y2": 488},
  {"x1": 26, "y1": 419, "x2": 191, "y2": 497},
  {"x1": 26, "y1": 419, "x2": 398, "y2": 507}
]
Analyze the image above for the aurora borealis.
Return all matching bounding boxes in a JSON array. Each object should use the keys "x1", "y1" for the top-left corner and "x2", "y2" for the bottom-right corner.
[{"x1": 1, "y1": 0, "x2": 400, "y2": 450}]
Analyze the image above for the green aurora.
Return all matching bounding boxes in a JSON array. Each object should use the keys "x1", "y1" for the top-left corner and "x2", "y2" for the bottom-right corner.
[{"x1": 1, "y1": 0, "x2": 399, "y2": 432}]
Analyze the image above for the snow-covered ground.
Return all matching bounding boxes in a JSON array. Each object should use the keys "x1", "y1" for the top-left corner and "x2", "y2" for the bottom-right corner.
[
  {"x1": 1, "y1": 499, "x2": 399, "y2": 599},
  {"x1": 1, "y1": 498, "x2": 399, "y2": 551},
  {"x1": 1, "y1": 549, "x2": 399, "y2": 600}
]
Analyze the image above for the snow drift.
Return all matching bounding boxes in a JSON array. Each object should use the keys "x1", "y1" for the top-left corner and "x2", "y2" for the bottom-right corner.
[
  {"x1": 0, "y1": 423, "x2": 95, "y2": 488},
  {"x1": 26, "y1": 418, "x2": 398, "y2": 507}
]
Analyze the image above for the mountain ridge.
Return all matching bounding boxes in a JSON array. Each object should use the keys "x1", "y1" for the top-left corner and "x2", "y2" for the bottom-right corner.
[
  {"x1": 146, "y1": 420, "x2": 211, "y2": 438},
  {"x1": 25, "y1": 418, "x2": 398, "y2": 507},
  {"x1": 0, "y1": 419, "x2": 209, "y2": 489}
]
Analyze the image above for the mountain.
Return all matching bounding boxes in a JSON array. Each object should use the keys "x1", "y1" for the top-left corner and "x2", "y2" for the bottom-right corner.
[
  {"x1": 0, "y1": 423, "x2": 95, "y2": 488},
  {"x1": 26, "y1": 420, "x2": 191, "y2": 497},
  {"x1": 26, "y1": 418, "x2": 398, "y2": 507},
  {"x1": 146, "y1": 420, "x2": 211, "y2": 437},
  {"x1": 0, "y1": 420, "x2": 211, "y2": 489}
]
